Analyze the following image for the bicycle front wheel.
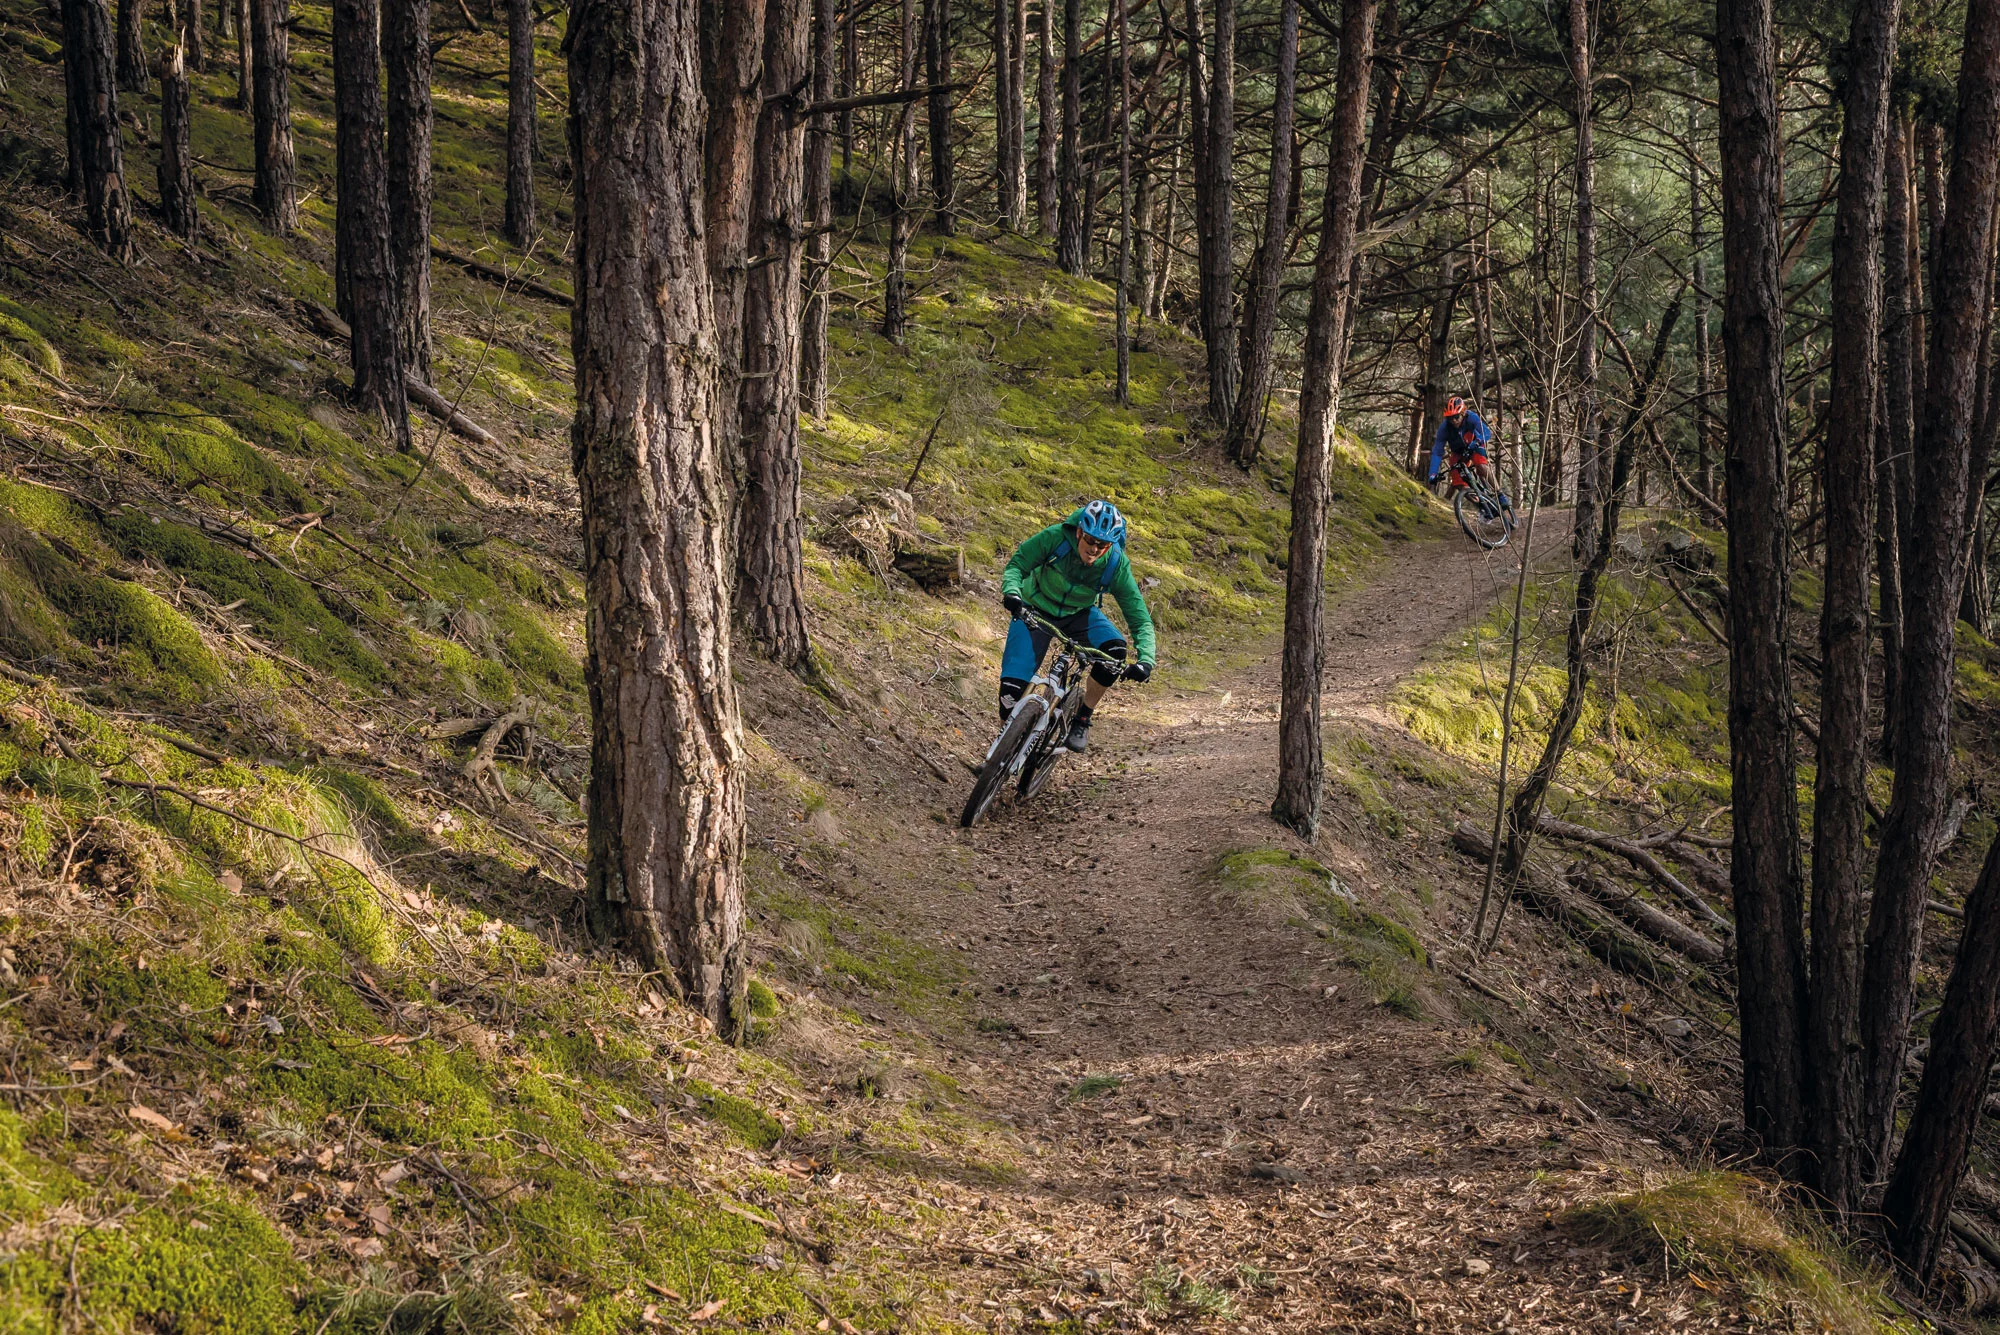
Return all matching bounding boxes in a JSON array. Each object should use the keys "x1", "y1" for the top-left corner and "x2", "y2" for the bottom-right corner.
[
  {"x1": 960, "y1": 698, "x2": 1045, "y2": 828},
  {"x1": 1454, "y1": 485, "x2": 1513, "y2": 550}
]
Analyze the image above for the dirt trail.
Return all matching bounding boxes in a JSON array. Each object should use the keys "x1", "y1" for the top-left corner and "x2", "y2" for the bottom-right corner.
[{"x1": 877, "y1": 522, "x2": 1712, "y2": 1333}]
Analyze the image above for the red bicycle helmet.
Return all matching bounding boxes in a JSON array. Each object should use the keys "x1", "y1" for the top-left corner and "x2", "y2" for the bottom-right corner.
[{"x1": 1445, "y1": 396, "x2": 1468, "y2": 418}]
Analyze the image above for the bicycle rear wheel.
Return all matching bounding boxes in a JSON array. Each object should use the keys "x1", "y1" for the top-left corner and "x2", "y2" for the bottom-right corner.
[
  {"x1": 960, "y1": 698, "x2": 1044, "y2": 828},
  {"x1": 1454, "y1": 484, "x2": 1513, "y2": 549}
]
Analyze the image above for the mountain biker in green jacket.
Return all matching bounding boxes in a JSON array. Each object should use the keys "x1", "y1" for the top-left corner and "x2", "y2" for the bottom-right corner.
[{"x1": 998, "y1": 500, "x2": 1157, "y2": 754}]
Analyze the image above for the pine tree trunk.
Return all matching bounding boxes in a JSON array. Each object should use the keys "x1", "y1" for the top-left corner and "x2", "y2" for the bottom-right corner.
[
  {"x1": 704, "y1": 0, "x2": 769, "y2": 474},
  {"x1": 1195, "y1": 0, "x2": 1236, "y2": 422},
  {"x1": 738, "y1": 0, "x2": 815, "y2": 668},
  {"x1": 504, "y1": 0, "x2": 536, "y2": 244},
  {"x1": 1863, "y1": 0, "x2": 2000, "y2": 1176},
  {"x1": 1222, "y1": 0, "x2": 1296, "y2": 467},
  {"x1": 1882, "y1": 115, "x2": 1919, "y2": 754},
  {"x1": 994, "y1": 0, "x2": 1013, "y2": 226},
  {"x1": 182, "y1": 0, "x2": 203, "y2": 70},
  {"x1": 1055, "y1": 0, "x2": 1084, "y2": 272},
  {"x1": 1113, "y1": 0, "x2": 1129, "y2": 404},
  {"x1": 1884, "y1": 834, "x2": 2000, "y2": 1279},
  {"x1": 249, "y1": 0, "x2": 295, "y2": 232},
  {"x1": 234, "y1": 0, "x2": 251, "y2": 109},
  {"x1": 1690, "y1": 101, "x2": 1714, "y2": 501},
  {"x1": 1007, "y1": 0, "x2": 1027, "y2": 228},
  {"x1": 925, "y1": 0, "x2": 953, "y2": 231},
  {"x1": 1272, "y1": 0, "x2": 1375, "y2": 837},
  {"x1": 1567, "y1": 0, "x2": 1601, "y2": 563},
  {"x1": 801, "y1": 0, "x2": 833, "y2": 418},
  {"x1": 839, "y1": 0, "x2": 856, "y2": 172},
  {"x1": 1035, "y1": 0, "x2": 1057, "y2": 237},
  {"x1": 157, "y1": 36, "x2": 198, "y2": 238},
  {"x1": 566, "y1": 0, "x2": 749, "y2": 1033},
  {"x1": 62, "y1": 0, "x2": 134, "y2": 262},
  {"x1": 1133, "y1": 131, "x2": 1154, "y2": 320},
  {"x1": 385, "y1": 0, "x2": 433, "y2": 381},
  {"x1": 1150, "y1": 103, "x2": 1181, "y2": 320},
  {"x1": 1417, "y1": 250, "x2": 1457, "y2": 476},
  {"x1": 1717, "y1": 0, "x2": 1809, "y2": 1165},
  {"x1": 1808, "y1": 0, "x2": 1898, "y2": 1215},
  {"x1": 115, "y1": 0, "x2": 147, "y2": 91},
  {"x1": 332, "y1": 0, "x2": 413, "y2": 451},
  {"x1": 882, "y1": 0, "x2": 918, "y2": 342}
]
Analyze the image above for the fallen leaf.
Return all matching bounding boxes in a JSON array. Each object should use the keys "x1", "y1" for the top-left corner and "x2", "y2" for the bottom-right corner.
[
  {"x1": 689, "y1": 1299, "x2": 727, "y2": 1321},
  {"x1": 366, "y1": 1203, "x2": 392, "y2": 1235},
  {"x1": 127, "y1": 1102, "x2": 176, "y2": 1132},
  {"x1": 107, "y1": 1021, "x2": 127, "y2": 1040},
  {"x1": 342, "y1": 1236, "x2": 384, "y2": 1258},
  {"x1": 219, "y1": 871, "x2": 244, "y2": 894},
  {"x1": 640, "y1": 1304, "x2": 662, "y2": 1326},
  {"x1": 378, "y1": 1162, "x2": 411, "y2": 1189},
  {"x1": 643, "y1": 1280, "x2": 683, "y2": 1301}
]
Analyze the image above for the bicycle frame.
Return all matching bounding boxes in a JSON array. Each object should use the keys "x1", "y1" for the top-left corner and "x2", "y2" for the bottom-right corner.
[{"x1": 1003, "y1": 610, "x2": 1124, "y2": 758}]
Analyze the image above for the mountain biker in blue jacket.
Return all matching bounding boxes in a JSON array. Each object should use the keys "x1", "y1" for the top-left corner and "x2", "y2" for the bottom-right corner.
[
  {"x1": 998, "y1": 500, "x2": 1156, "y2": 754},
  {"x1": 1429, "y1": 397, "x2": 1510, "y2": 510}
]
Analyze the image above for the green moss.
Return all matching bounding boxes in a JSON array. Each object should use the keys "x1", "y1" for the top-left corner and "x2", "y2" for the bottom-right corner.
[
  {"x1": 1067, "y1": 1074, "x2": 1124, "y2": 1100},
  {"x1": 686, "y1": 1080, "x2": 784, "y2": 1150}
]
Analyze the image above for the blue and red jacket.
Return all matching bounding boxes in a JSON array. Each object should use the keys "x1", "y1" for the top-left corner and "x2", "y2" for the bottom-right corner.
[{"x1": 1428, "y1": 408, "x2": 1492, "y2": 481}]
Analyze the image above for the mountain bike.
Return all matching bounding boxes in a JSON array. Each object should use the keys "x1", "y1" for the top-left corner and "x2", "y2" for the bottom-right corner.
[
  {"x1": 959, "y1": 609, "x2": 1127, "y2": 828},
  {"x1": 1441, "y1": 454, "x2": 1515, "y2": 550}
]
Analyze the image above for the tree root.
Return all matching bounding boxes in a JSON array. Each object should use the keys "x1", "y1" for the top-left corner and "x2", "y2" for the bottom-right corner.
[{"x1": 463, "y1": 707, "x2": 530, "y2": 805}]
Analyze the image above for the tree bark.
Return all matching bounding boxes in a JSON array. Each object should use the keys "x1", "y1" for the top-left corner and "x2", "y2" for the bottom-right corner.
[
  {"x1": 184, "y1": 0, "x2": 202, "y2": 69},
  {"x1": 839, "y1": 0, "x2": 856, "y2": 172},
  {"x1": 116, "y1": 0, "x2": 147, "y2": 91},
  {"x1": 504, "y1": 0, "x2": 536, "y2": 245},
  {"x1": 1417, "y1": 248, "x2": 1458, "y2": 475},
  {"x1": 566, "y1": 0, "x2": 749, "y2": 1034},
  {"x1": 62, "y1": 0, "x2": 134, "y2": 262},
  {"x1": 738, "y1": 0, "x2": 815, "y2": 669},
  {"x1": 233, "y1": 0, "x2": 251, "y2": 109},
  {"x1": 1007, "y1": 0, "x2": 1028, "y2": 229},
  {"x1": 249, "y1": 0, "x2": 295, "y2": 232},
  {"x1": 1808, "y1": 0, "x2": 1898, "y2": 1215},
  {"x1": 1690, "y1": 100, "x2": 1714, "y2": 502},
  {"x1": 1193, "y1": 0, "x2": 1236, "y2": 422},
  {"x1": 704, "y1": 0, "x2": 769, "y2": 467},
  {"x1": 1134, "y1": 127, "x2": 1155, "y2": 320},
  {"x1": 1885, "y1": 838, "x2": 2000, "y2": 1278},
  {"x1": 1056, "y1": 0, "x2": 1084, "y2": 272},
  {"x1": 1272, "y1": 0, "x2": 1375, "y2": 836},
  {"x1": 1150, "y1": 102, "x2": 1181, "y2": 320},
  {"x1": 1222, "y1": 0, "x2": 1296, "y2": 467},
  {"x1": 385, "y1": 0, "x2": 433, "y2": 381},
  {"x1": 882, "y1": 0, "x2": 918, "y2": 341},
  {"x1": 924, "y1": 0, "x2": 954, "y2": 231},
  {"x1": 800, "y1": 0, "x2": 834, "y2": 418},
  {"x1": 1567, "y1": 0, "x2": 1601, "y2": 563},
  {"x1": 1717, "y1": 0, "x2": 1809, "y2": 1165},
  {"x1": 157, "y1": 35, "x2": 198, "y2": 239},
  {"x1": 332, "y1": 0, "x2": 413, "y2": 451},
  {"x1": 1035, "y1": 0, "x2": 1057, "y2": 237},
  {"x1": 1882, "y1": 114, "x2": 1919, "y2": 755},
  {"x1": 1114, "y1": 0, "x2": 1130, "y2": 404},
  {"x1": 994, "y1": 0, "x2": 1015, "y2": 227},
  {"x1": 1863, "y1": 0, "x2": 2000, "y2": 1180}
]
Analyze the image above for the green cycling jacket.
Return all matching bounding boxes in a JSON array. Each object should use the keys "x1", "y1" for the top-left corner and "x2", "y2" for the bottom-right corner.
[{"x1": 1000, "y1": 515, "x2": 1157, "y2": 664}]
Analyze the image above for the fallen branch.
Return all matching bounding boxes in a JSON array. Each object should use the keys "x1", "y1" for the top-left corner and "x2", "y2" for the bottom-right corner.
[
  {"x1": 1532, "y1": 814, "x2": 1733, "y2": 933},
  {"x1": 404, "y1": 376, "x2": 504, "y2": 450},
  {"x1": 429, "y1": 241, "x2": 574, "y2": 307},
  {"x1": 1569, "y1": 869, "x2": 1729, "y2": 967},
  {"x1": 463, "y1": 707, "x2": 530, "y2": 803},
  {"x1": 1451, "y1": 823, "x2": 1674, "y2": 982},
  {"x1": 795, "y1": 82, "x2": 964, "y2": 117},
  {"x1": 300, "y1": 301, "x2": 505, "y2": 450}
]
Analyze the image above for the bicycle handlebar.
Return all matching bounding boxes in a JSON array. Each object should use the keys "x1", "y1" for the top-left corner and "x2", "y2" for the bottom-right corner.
[{"x1": 1014, "y1": 607, "x2": 1130, "y2": 667}]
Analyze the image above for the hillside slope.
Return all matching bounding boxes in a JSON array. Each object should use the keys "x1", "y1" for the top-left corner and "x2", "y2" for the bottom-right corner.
[{"x1": 0, "y1": 4, "x2": 1937, "y2": 1331}]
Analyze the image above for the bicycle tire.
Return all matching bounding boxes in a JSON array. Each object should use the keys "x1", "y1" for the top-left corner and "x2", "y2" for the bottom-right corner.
[
  {"x1": 960, "y1": 698, "x2": 1045, "y2": 828},
  {"x1": 1454, "y1": 485, "x2": 1513, "y2": 550},
  {"x1": 1017, "y1": 725, "x2": 1067, "y2": 798}
]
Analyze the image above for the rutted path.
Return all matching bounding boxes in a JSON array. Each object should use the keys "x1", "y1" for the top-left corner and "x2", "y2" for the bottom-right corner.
[{"x1": 871, "y1": 522, "x2": 1724, "y2": 1333}]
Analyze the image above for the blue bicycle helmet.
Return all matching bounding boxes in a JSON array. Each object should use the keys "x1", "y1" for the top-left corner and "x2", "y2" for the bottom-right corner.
[{"x1": 1073, "y1": 499, "x2": 1127, "y2": 545}]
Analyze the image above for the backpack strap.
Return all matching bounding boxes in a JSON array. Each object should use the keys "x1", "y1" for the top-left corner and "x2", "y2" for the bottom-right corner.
[{"x1": 1049, "y1": 539, "x2": 1123, "y2": 596}]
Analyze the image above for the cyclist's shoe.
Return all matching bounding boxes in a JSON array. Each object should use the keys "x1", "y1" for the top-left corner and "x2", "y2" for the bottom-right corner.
[
  {"x1": 1478, "y1": 497, "x2": 1500, "y2": 521},
  {"x1": 1065, "y1": 719, "x2": 1092, "y2": 753}
]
